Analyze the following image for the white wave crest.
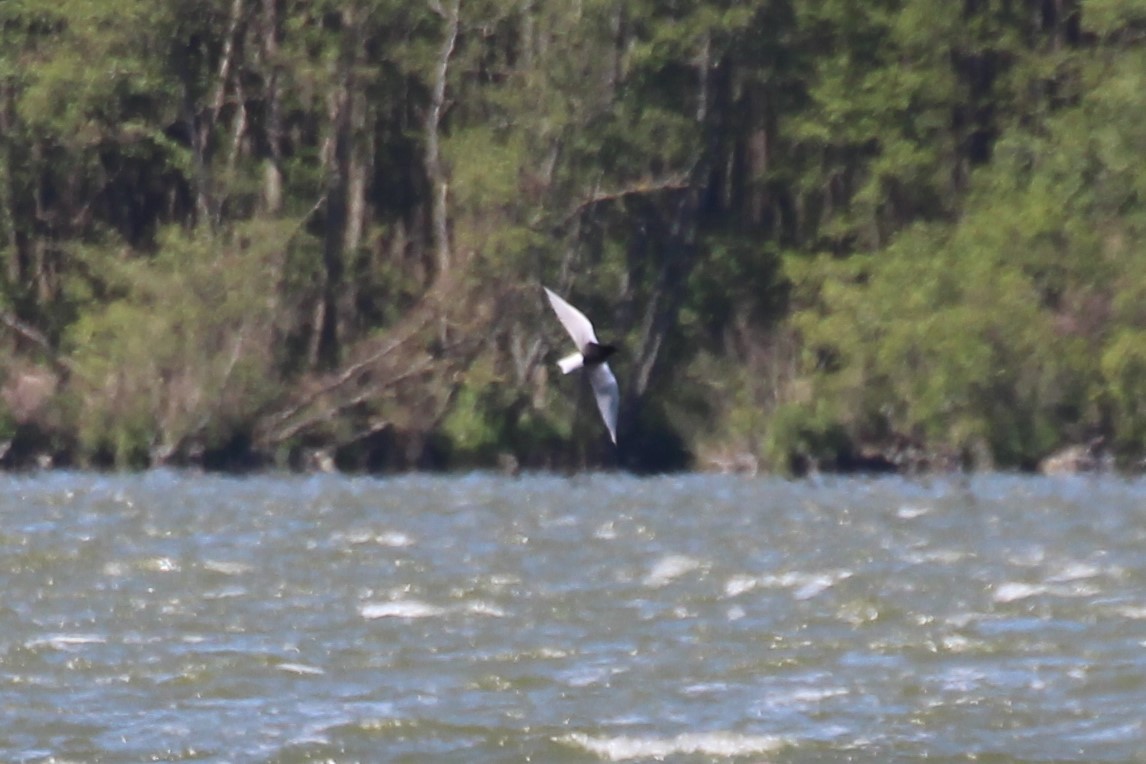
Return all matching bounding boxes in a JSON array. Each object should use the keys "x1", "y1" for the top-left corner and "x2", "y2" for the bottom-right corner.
[
  {"x1": 27, "y1": 633, "x2": 107, "y2": 651},
  {"x1": 1115, "y1": 605, "x2": 1146, "y2": 619},
  {"x1": 755, "y1": 569, "x2": 852, "y2": 600},
  {"x1": 561, "y1": 731, "x2": 785, "y2": 760},
  {"x1": 376, "y1": 531, "x2": 414, "y2": 548},
  {"x1": 359, "y1": 598, "x2": 504, "y2": 620},
  {"x1": 723, "y1": 574, "x2": 758, "y2": 597},
  {"x1": 993, "y1": 579, "x2": 1098, "y2": 603},
  {"x1": 277, "y1": 662, "x2": 325, "y2": 676},
  {"x1": 336, "y1": 529, "x2": 413, "y2": 547},
  {"x1": 142, "y1": 556, "x2": 180, "y2": 572},
  {"x1": 203, "y1": 559, "x2": 252, "y2": 575},
  {"x1": 464, "y1": 601, "x2": 506, "y2": 617},
  {"x1": 1046, "y1": 560, "x2": 1102, "y2": 582},
  {"x1": 993, "y1": 582, "x2": 1046, "y2": 603},
  {"x1": 896, "y1": 504, "x2": 930, "y2": 519},
  {"x1": 359, "y1": 600, "x2": 445, "y2": 619},
  {"x1": 643, "y1": 555, "x2": 703, "y2": 587}
]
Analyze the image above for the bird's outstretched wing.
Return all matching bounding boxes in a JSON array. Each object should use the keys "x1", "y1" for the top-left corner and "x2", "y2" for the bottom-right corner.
[
  {"x1": 588, "y1": 363, "x2": 620, "y2": 444},
  {"x1": 544, "y1": 287, "x2": 598, "y2": 351}
]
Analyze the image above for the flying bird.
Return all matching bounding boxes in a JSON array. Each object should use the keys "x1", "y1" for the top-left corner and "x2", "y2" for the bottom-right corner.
[{"x1": 543, "y1": 286, "x2": 620, "y2": 444}]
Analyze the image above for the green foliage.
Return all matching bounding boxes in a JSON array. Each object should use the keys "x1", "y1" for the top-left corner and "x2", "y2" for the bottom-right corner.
[
  {"x1": 64, "y1": 226, "x2": 286, "y2": 466},
  {"x1": 440, "y1": 383, "x2": 503, "y2": 460},
  {"x1": 787, "y1": 20, "x2": 1146, "y2": 468},
  {"x1": 0, "y1": 395, "x2": 14, "y2": 444},
  {"x1": 1101, "y1": 330, "x2": 1146, "y2": 450},
  {"x1": 439, "y1": 363, "x2": 569, "y2": 468},
  {"x1": 763, "y1": 400, "x2": 850, "y2": 474},
  {"x1": 1086, "y1": 0, "x2": 1146, "y2": 37},
  {"x1": 14, "y1": 0, "x2": 178, "y2": 138},
  {"x1": 3, "y1": 0, "x2": 1146, "y2": 472},
  {"x1": 791, "y1": 191, "x2": 1091, "y2": 465}
]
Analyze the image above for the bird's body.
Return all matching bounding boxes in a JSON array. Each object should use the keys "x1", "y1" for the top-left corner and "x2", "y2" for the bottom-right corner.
[
  {"x1": 557, "y1": 341, "x2": 616, "y2": 373},
  {"x1": 543, "y1": 287, "x2": 620, "y2": 444}
]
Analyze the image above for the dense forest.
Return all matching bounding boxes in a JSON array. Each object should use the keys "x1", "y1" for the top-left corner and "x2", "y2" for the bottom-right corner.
[{"x1": 1, "y1": 0, "x2": 1145, "y2": 473}]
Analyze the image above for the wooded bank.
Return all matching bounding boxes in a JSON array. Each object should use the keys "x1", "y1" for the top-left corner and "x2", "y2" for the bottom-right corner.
[{"x1": 2, "y1": 0, "x2": 1145, "y2": 474}]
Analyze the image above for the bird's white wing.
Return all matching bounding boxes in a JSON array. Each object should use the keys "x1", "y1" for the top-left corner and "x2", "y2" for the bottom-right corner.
[
  {"x1": 588, "y1": 363, "x2": 620, "y2": 444},
  {"x1": 544, "y1": 287, "x2": 598, "y2": 351}
]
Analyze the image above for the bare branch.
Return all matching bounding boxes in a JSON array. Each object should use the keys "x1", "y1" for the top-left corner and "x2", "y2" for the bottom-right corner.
[
  {"x1": 259, "y1": 355, "x2": 438, "y2": 446},
  {"x1": 0, "y1": 312, "x2": 76, "y2": 376},
  {"x1": 560, "y1": 175, "x2": 691, "y2": 226}
]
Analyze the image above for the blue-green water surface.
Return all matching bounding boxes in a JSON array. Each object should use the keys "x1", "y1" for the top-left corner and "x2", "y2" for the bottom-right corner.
[{"x1": 2, "y1": 471, "x2": 1144, "y2": 762}]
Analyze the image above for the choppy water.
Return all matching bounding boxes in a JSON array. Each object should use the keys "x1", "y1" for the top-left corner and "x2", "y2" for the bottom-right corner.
[{"x1": 2, "y1": 471, "x2": 1145, "y2": 762}]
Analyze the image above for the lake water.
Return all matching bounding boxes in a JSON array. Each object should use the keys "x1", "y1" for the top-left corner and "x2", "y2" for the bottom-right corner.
[{"x1": 1, "y1": 471, "x2": 1144, "y2": 762}]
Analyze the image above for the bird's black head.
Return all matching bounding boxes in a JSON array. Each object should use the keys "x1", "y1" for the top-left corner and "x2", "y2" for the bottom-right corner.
[{"x1": 583, "y1": 342, "x2": 618, "y2": 365}]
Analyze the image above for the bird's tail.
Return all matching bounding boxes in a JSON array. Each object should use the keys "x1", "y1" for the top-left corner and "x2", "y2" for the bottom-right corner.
[{"x1": 557, "y1": 352, "x2": 583, "y2": 374}]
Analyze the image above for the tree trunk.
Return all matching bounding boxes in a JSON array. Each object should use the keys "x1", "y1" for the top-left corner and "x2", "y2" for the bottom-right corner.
[
  {"x1": 0, "y1": 82, "x2": 19, "y2": 288},
  {"x1": 344, "y1": 100, "x2": 368, "y2": 257},
  {"x1": 426, "y1": 0, "x2": 460, "y2": 280},
  {"x1": 261, "y1": 0, "x2": 284, "y2": 214},
  {"x1": 30, "y1": 141, "x2": 51, "y2": 305},
  {"x1": 623, "y1": 40, "x2": 718, "y2": 423},
  {"x1": 316, "y1": 79, "x2": 350, "y2": 368},
  {"x1": 314, "y1": 5, "x2": 371, "y2": 368}
]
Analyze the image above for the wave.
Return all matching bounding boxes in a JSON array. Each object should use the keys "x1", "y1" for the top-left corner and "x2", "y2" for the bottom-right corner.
[{"x1": 560, "y1": 731, "x2": 786, "y2": 760}]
